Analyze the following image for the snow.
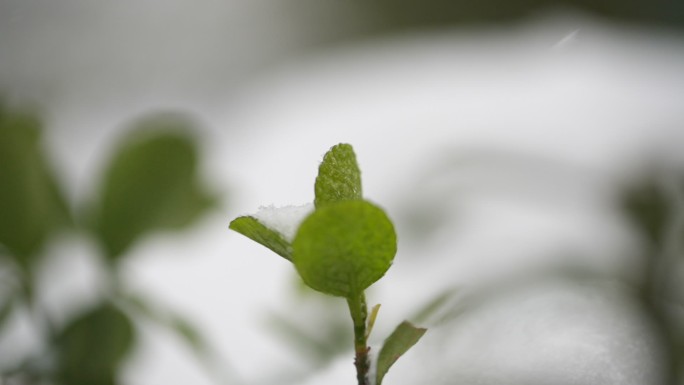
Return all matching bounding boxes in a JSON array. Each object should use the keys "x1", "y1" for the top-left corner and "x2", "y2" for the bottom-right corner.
[
  {"x1": 5, "y1": 9, "x2": 683, "y2": 385},
  {"x1": 252, "y1": 203, "x2": 314, "y2": 242}
]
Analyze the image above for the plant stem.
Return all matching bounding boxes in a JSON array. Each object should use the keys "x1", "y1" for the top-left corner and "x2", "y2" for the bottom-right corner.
[{"x1": 347, "y1": 292, "x2": 370, "y2": 385}]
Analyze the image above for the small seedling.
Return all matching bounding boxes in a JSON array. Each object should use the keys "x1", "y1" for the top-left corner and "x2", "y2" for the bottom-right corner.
[{"x1": 230, "y1": 143, "x2": 426, "y2": 385}]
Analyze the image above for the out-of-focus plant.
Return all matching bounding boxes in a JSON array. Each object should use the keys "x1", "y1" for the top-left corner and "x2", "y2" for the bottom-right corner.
[
  {"x1": 230, "y1": 143, "x2": 426, "y2": 385},
  {"x1": 620, "y1": 166, "x2": 684, "y2": 382},
  {"x1": 392, "y1": 148, "x2": 684, "y2": 384},
  {"x1": 0, "y1": 103, "x2": 216, "y2": 385}
]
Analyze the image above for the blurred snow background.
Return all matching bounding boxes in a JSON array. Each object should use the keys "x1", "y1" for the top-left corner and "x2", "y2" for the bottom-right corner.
[{"x1": 1, "y1": 1, "x2": 683, "y2": 384}]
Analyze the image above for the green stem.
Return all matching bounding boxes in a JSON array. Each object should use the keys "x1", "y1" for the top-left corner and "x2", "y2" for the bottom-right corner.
[{"x1": 347, "y1": 292, "x2": 370, "y2": 385}]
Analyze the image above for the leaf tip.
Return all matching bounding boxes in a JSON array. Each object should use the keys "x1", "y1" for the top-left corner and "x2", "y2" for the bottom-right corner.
[{"x1": 375, "y1": 320, "x2": 427, "y2": 385}]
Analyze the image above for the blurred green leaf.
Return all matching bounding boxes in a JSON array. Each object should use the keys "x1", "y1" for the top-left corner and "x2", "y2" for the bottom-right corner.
[
  {"x1": 229, "y1": 216, "x2": 293, "y2": 261},
  {"x1": 411, "y1": 289, "x2": 457, "y2": 324},
  {"x1": 314, "y1": 143, "x2": 362, "y2": 208},
  {"x1": 353, "y1": 0, "x2": 684, "y2": 36},
  {"x1": 122, "y1": 292, "x2": 242, "y2": 384},
  {"x1": 376, "y1": 321, "x2": 427, "y2": 385},
  {"x1": 0, "y1": 296, "x2": 16, "y2": 335},
  {"x1": 125, "y1": 293, "x2": 211, "y2": 358},
  {"x1": 292, "y1": 200, "x2": 396, "y2": 298},
  {"x1": 0, "y1": 105, "x2": 69, "y2": 268},
  {"x1": 169, "y1": 316, "x2": 206, "y2": 356},
  {"x1": 91, "y1": 115, "x2": 214, "y2": 259},
  {"x1": 55, "y1": 303, "x2": 134, "y2": 385},
  {"x1": 266, "y1": 311, "x2": 340, "y2": 363},
  {"x1": 622, "y1": 178, "x2": 671, "y2": 247}
]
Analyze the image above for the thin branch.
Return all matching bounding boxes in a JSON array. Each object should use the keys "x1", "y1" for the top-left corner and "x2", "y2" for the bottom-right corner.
[{"x1": 347, "y1": 293, "x2": 370, "y2": 385}]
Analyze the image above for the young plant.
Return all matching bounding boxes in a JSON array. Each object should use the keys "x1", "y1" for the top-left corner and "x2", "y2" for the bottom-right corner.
[{"x1": 230, "y1": 143, "x2": 426, "y2": 385}]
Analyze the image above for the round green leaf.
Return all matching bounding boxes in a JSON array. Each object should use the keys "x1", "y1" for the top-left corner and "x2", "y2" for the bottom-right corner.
[
  {"x1": 0, "y1": 106, "x2": 70, "y2": 266},
  {"x1": 292, "y1": 200, "x2": 396, "y2": 298},
  {"x1": 55, "y1": 303, "x2": 135, "y2": 385},
  {"x1": 91, "y1": 114, "x2": 215, "y2": 259}
]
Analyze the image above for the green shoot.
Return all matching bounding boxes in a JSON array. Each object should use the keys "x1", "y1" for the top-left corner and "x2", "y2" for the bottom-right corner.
[{"x1": 229, "y1": 143, "x2": 426, "y2": 385}]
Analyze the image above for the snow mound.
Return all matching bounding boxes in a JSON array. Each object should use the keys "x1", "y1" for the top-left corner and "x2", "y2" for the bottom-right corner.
[{"x1": 252, "y1": 203, "x2": 314, "y2": 242}]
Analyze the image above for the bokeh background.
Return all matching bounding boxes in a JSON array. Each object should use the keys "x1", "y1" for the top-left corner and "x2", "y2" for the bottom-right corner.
[{"x1": 1, "y1": 1, "x2": 683, "y2": 384}]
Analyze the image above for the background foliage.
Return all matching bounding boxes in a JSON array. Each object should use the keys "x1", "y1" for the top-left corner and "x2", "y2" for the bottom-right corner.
[{"x1": 0, "y1": 103, "x2": 215, "y2": 385}]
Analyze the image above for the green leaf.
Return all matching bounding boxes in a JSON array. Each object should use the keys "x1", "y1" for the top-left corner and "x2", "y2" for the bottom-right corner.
[
  {"x1": 314, "y1": 143, "x2": 362, "y2": 208},
  {"x1": 169, "y1": 315, "x2": 207, "y2": 355},
  {"x1": 292, "y1": 200, "x2": 396, "y2": 298},
  {"x1": 229, "y1": 216, "x2": 293, "y2": 261},
  {"x1": 621, "y1": 177, "x2": 671, "y2": 247},
  {"x1": 411, "y1": 289, "x2": 458, "y2": 324},
  {"x1": 266, "y1": 311, "x2": 341, "y2": 363},
  {"x1": 55, "y1": 303, "x2": 135, "y2": 385},
  {"x1": 0, "y1": 106, "x2": 70, "y2": 268},
  {"x1": 90, "y1": 114, "x2": 214, "y2": 259},
  {"x1": 126, "y1": 293, "x2": 210, "y2": 357},
  {"x1": 376, "y1": 321, "x2": 427, "y2": 385},
  {"x1": 366, "y1": 303, "x2": 381, "y2": 339},
  {"x1": 0, "y1": 296, "x2": 16, "y2": 336}
]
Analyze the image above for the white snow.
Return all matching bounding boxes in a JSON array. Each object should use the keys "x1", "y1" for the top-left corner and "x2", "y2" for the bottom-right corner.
[{"x1": 252, "y1": 203, "x2": 314, "y2": 242}]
